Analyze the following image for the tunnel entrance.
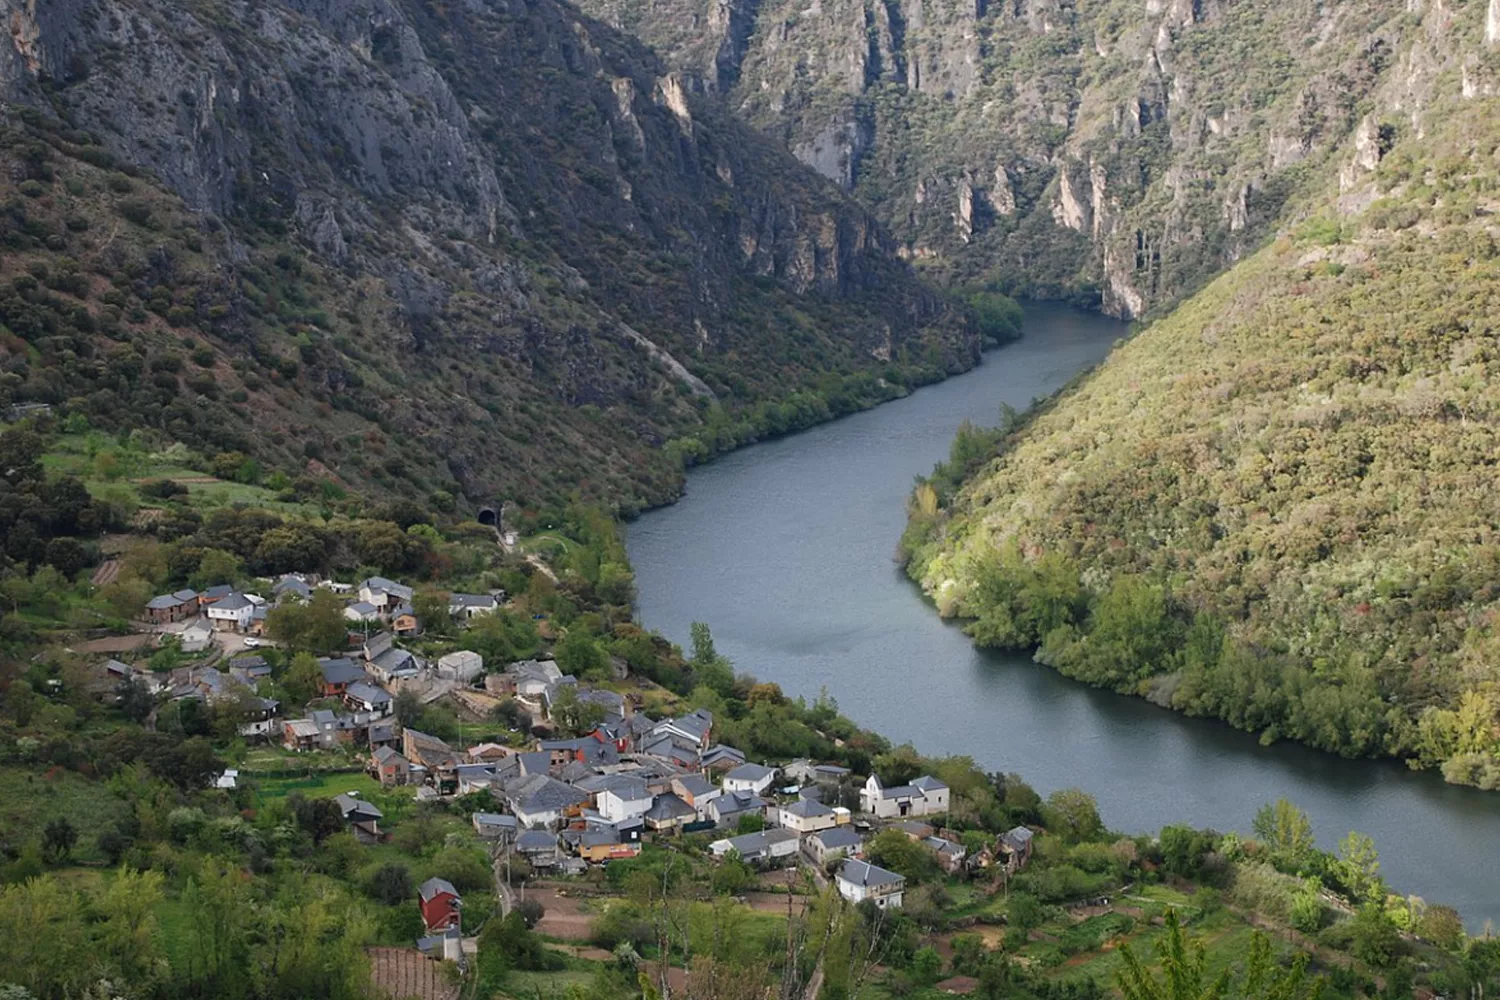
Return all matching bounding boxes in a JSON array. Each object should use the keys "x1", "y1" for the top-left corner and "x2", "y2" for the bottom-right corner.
[{"x1": 477, "y1": 506, "x2": 498, "y2": 527}]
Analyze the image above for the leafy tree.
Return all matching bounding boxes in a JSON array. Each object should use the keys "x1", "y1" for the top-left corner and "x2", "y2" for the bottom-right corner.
[
  {"x1": 1348, "y1": 902, "x2": 1401, "y2": 969},
  {"x1": 288, "y1": 793, "x2": 345, "y2": 845},
  {"x1": 363, "y1": 862, "x2": 413, "y2": 906},
  {"x1": 556, "y1": 628, "x2": 610, "y2": 681},
  {"x1": 116, "y1": 677, "x2": 154, "y2": 723},
  {"x1": 865, "y1": 829, "x2": 939, "y2": 883},
  {"x1": 1333, "y1": 831, "x2": 1382, "y2": 903},
  {"x1": 412, "y1": 588, "x2": 453, "y2": 636},
  {"x1": 40, "y1": 817, "x2": 76, "y2": 864},
  {"x1": 267, "y1": 589, "x2": 347, "y2": 653},
  {"x1": 1044, "y1": 788, "x2": 1104, "y2": 843},
  {"x1": 911, "y1": 946, "x2": 943, "y2": 986},
  {"x1": 549, "y1": 684, "x2": 606, "y2": 736},
  {"x1": 1117, "y1": 909, "x2": 1323, "y2": 1000},
  {"x1": 1253, "y1": 799, "x2": 1316, "y2": 871},
  {"x1": 284, "y1": 652, "x2": 325, "y2": 706},
  {"x1": 689, "y1": 621, "x2": 734, "y2": 695}
]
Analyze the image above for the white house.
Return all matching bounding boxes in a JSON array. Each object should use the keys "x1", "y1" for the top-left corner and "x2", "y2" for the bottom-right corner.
[
  {"x1": 722, "y1": 762, "x2": 778, "y2": 796},
  {"x1": 808, "y1": 827, "x2": 863, "y2": 865},
  {"x1": 437, "y1": 650, "x2": 484, "y2": 683},
  {"x1": 206, "y1": 593, "x2": 255, "y2": 632},
  {"x1": 709, "y1": 828, "x2": 799, "y2": 863},
  {"x1": 344, "y1": 601, "x2": 380, "y2": 623},
  {"x1": 595, "y1": 776, "x2": 653, "y2": 823},
  {"x1": 836, "y1": 860, "x2": 905, "y2": 908},
  {"x1": 776, "y1": 797, "x2": 839, "y2": 835},
  {"x1": 449, "y1": 593, "x2": 500, "y2": 620},
  {"x1": 358, "y1": 577, "x2": 414, "y2": 612},
  {"x1": 860, "y1": 774, "x2": 949, "y2": 819},
  {"x1": 179, "y1": 617, "x2": 214, "y2": 653}
]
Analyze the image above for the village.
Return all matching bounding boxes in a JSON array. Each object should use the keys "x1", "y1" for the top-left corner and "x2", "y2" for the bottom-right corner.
[{"x1": 98, "y1": 571, "x2": 1042, "y2": 981}]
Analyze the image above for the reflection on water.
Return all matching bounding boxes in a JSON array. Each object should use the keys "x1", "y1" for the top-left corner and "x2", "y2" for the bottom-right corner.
[{"x1": 628, "y1": 303, "x2": 1500, "y2": 927}]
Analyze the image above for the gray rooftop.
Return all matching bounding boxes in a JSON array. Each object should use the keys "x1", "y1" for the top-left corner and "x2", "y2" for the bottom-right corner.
[{"x1": 840, "y1": 859, "x2": 905, "y2": 888}]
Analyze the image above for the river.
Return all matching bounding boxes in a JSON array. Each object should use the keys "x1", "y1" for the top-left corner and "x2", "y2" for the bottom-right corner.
[{"x1": 626, "y1": 301, "x2": 1500, "y2": 927}]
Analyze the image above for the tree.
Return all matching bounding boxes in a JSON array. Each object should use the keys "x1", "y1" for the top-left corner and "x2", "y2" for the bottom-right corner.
[
  {"x1": 394, "y1": 688, "x2": 423, "y2": 728},
  {"x1": 1253, "y1": 799, "x2": 1316, "y2": 870},
  {"x1": 116, "y1": 677, "x2": 154, "y2": 723},
  {"x1": 689, "y1": 621, "x2": 734, "y2": 695},
  {"x1": 284, "y1": 652, "x2": 325, "y2": 706},
  {"x1": 873, "y1": 744, "x2": 924, "y2": 787},
  {"x1": 412, "y1": 588, "x2": 453, "y2": 637},
  {"x1": 911, "y1": 946, "x2": 943, "y2": 986},
  {"x1": 1117, "y1": 909, "x2": 1323, "y2": 1000},
  {"x1": 190, "y1": 548, "x2": 241, "y2": 591},
  {"x1": 865, "y1": 829, "x2": 939, "y2": 883},
  {"x1": 1349, "y1": 902, "x2": 1401, "y2": 969},
  {"x1": 549, "y1": 684, "x2": 606, "y2": 736},
  {"x1": 40, "y1": 817, "x2": 76, "y2": 864},
  {"x1": 364, "y1": 862, "x2": 414, "y2": 907},
  {"x1": 288, "y1": 793, "x2": 345, "y2": 845},
  {"x1": 267, "y1": 589, "x2": 347, "y2": 653},
  {"x1": 556, "y1": 628, "x2": 610, "y2": 681},
  {"x1": 1334, "y1": 831, "x2": 1382, "y2": 903},
  {"x1": 97, "y1": 867, "x2": 166, "y2": 984},
  {"x1": 1044, "y1": 788, "x2": 1104, "y2": 843}
]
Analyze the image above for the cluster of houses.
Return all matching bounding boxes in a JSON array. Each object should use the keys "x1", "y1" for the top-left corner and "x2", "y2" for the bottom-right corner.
[
  {"x1": 142, "y1": 573, "x2": 504, "y2": 647},
  {"x1": 123, "y1": 573, "x2": 507, "y2": 747},
  {"x1": 143, "y1": 585, "x2": 270, "y2": 651},
  {"x1": 360, "y1": 697, "x2": 1041, "y2": 939}
]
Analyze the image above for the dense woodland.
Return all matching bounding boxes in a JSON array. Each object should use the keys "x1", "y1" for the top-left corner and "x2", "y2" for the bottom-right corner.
[{"x1": 905, "y1": 96, "x2": 1500, "y2": 788}]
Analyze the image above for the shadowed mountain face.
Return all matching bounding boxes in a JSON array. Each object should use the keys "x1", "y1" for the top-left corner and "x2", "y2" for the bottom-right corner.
[{"x1": 0, "y1": 0, "x2": 975, "y2": 508}]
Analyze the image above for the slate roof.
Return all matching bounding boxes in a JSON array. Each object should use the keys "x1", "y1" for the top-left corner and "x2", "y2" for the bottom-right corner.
[
  {"x1": 199, "y1": 585, "x2": 235, "y2": 600},
  {"x1": 473, "y1": 812, "x2": 517, "y2": 829},
  {"x1": 372, "y1": 746, "x2": 406, "y2": 764},
  {"x1": 910, "y1": 775, "x2": 948, "y2": 793},
  {"x1": 507, "y1": 774, "x2": 590, "y2": 812},
  {"x1": 516, "y1": 830, "x2": 559, "y2": 852},
  {"x1": 212, "y1": 593, "x2": 253, "y2": 612},
  {"x1": 725, "y1": 762, "x2": 775, "y2": 783},
  {"x1": 335, "y1": 793, "x2": 383, "y2": 820},
  {"x1": 146, "y1": 594, "x2": 186, "y2": 610},
  {"x1": 346, "y1": 681, "x2": 392, "y2": 706},
  {"x1": 645, "y1": 793, "x2": 696, "y2": 822},
  {"x1": 675, "y1": 774, "x2": 715, "y2": 798},
  {"x1": 346, "y1": 601, "x2": 379, "y2": 617},
  {"x1": 418, "y1": 877, "x2": 458, "y2": 901},
  {"x1": 781, "y1": 798, "x2": 835, "y2": 818},
  {"x1": 719, "y1": 828, "x2": 798, "y2": 858},
  {"x1": 319, "y1": 657, "x2": 366, "y2": 685},
  {"x1": 839, "y1": 860, "x2": 905, "y2": 888},
  {"x1": 812, "y1": 827, "x2": 863, "y2": 849},
  {"x1": 362, "y1": 577, "x2": 414, "y2": 600},
  {"x1": 923, "y1": 836, "x2": 965, "y2": 856}
]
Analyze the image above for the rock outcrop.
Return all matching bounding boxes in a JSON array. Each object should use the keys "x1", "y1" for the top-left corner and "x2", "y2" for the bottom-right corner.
[
  {"x1": 573, "y1": 0, "x2": 1482, "y2": 317},
  {"x1": 0, "y1": 0, "x2": 975, "y2": 507}
]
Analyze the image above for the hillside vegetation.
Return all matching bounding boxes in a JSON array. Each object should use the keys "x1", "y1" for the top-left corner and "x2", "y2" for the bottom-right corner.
[
  {"x1": 0, "y1": 0, "x2": 978, "y2": 513},
  {"x1": 905, "y1": 79, "x2": 1500, "y2": 787}
]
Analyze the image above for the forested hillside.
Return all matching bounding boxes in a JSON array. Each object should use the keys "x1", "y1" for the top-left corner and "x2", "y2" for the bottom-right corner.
[
  {"x1": 904, "y1": 66, "x2": 1500, "y2": 787},
  {"x1": 0, "y1": 0, "x2": 977, "y2": 512}
]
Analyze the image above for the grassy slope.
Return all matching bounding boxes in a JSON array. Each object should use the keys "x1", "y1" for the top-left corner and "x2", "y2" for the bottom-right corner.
[{"x1": 910, "y1": 87, "x2": 1500, "y2": 784}]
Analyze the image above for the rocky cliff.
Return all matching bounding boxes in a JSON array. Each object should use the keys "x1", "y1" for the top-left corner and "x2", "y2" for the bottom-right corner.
[
  {"x1": 577, "y1": 0, "x2": 1490, "y2": 317},
  {"x1": 0, "y1": 0, "x2": 975, "y2": 508}
]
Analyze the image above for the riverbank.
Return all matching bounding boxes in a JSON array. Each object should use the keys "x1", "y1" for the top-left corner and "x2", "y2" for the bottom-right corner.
[{"x1": 625, "y1": 302, "x2": 1500, "y2": 928}]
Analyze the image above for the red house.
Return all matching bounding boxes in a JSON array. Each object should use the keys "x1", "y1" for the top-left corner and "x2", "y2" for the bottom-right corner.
[{"x1": 418, "y1": 877, "x2": 461, "y2": 932}]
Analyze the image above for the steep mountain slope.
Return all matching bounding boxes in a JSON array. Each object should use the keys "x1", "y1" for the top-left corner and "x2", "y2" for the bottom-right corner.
[
  {"x1": 0, "y1": 0, "x2": 975, "y2": 510},
  {"x1": 576, "y1": 0, "x2": 1486, "y2": 317},
  {"x1": 904, "y1": 9, "x2": 1500, "y2": 788}
]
